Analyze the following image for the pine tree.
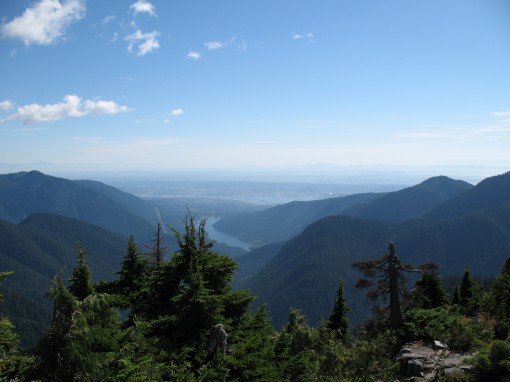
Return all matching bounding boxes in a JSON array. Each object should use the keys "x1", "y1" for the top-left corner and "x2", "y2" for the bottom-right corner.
[
  {"x1": 68, "y1": 241, "x2": 93, "y2": 301},
  {"x1": 353, "y1": 241, "x2": 434, "y2": 329},
  {"x1": 327, "y1": 280, "x2": 349, "y2": 339}
]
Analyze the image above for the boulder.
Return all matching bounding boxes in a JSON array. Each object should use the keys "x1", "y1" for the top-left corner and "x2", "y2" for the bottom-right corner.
[{"x1": 395, "y1": 341, "x2": 474, "y2": 381}]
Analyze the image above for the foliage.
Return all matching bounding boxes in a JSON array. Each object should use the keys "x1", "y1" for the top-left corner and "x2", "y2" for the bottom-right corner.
[
  {"x1": 469, "y1": 339, "x2": 510, "y2": 380},
  {"x1": 403, "y1": 307, "x2": 493, "y2": 352},
  {"x1": 69, "y1": 241, "x2": 94, "y2": 301},
  {"x1": 410, "y1": 270, "x2": 448, "y2": 310},
  {"x1": 326, "y1": 280, "x2": 349, "y2": 339},
  {"x1": 488, "y1": 256, "x2": 510, "y2": 339},
  {"x1": 353, "y1": 241, "x2": 436, "y2": 329},
  {"x1": 0, "y1": 271, "x2": 35, "y2": 380},
  {"x1": 33, "y1": 275, "x2": 120, "y2": 381}
]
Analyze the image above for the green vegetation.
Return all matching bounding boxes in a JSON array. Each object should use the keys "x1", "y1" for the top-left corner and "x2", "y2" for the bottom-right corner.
[{"x1": 2, "y1": 218, "x2": 510, "y2": 380}]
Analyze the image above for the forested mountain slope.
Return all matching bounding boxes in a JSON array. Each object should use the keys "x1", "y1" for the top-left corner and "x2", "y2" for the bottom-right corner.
[
  {"x1": 426, "y1": 170, "x2": 510, "y2": 221},
  {"x1": 0, "y1": 171, "x2": 157, "y2": 241},
  {"x1": 214, "y1": 192, "x2": 384, "y2": 246},
  {"x1": 215, "y1": 176, "x2": 472, "y2": 246},
  {"x1": 343, "y1": 176, "x2": 473, "y2": 221},
  {"x1": 243, "y1": 172, "x2": 510, "y2": 329},
  {"x1": 0, "y1": 213, "x2": 127, "y2": 347}
]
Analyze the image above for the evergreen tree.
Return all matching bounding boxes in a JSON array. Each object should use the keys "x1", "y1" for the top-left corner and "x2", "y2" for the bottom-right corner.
[
  {"x1": 34, "y1": 276, "x2": 119, "y2": 381},
  {"x1": 117, "y1": 235, "x2": 148, "y2": 304},
  {"x1": 489, "y1": 257, "x2": 510, "y2": 338},
  {"x1": 147, "y1": 213, "x2": 253, "y2": 366},
  {"x1": 459, "y1": 266, "x2": 479, "y2": 316},
  {"x1": 451, "y1": 285, "x2": 460, "y2": 305},
  {"x1": 145, "y1": 222, "x2": 167, "y2": 266},
  {"x1": 327, "y1": 280, "x2": 349, "y2": 339},
  {"x1": 353, "y1": 241, "x2": 434, "y2": 329},
  {"x1": 411, "y1": 270, "x2": 448, "y2": 310},
  {"x1": 0, "y1": 271, "x2": 32, "y2": 380},
  {"x1": 68, "y1": 241, "x2": 93, "y2": 301}
]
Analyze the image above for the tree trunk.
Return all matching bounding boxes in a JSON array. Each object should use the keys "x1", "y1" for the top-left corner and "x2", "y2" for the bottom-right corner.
[{"x1": 388, "y1": 241, "x2": 403, "y2": 329}]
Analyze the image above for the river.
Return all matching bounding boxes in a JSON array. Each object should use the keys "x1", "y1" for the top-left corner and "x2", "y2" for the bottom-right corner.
[{"x1": 205, "y1": 217, "x2": 253, "y2": 251}]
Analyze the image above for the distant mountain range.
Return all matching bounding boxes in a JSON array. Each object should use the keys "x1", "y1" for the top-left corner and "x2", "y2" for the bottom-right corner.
[
  {"x1": 0, "y1": 170, "x2": 158, "y2": 242},
  {"x1": 2, "y1": 169, "x2": 510, "y2": 346},
  {"x1": 0, "y1": 170, "x2": 166, "y2": 347},
  {"x1": 237, "y1": 171, "x2": 510, "y2": 329}
]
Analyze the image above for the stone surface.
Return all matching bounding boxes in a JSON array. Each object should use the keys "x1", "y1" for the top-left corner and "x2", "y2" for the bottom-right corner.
[{"x1": 395, "y1": 341, "x2": 474, "y2": 381}]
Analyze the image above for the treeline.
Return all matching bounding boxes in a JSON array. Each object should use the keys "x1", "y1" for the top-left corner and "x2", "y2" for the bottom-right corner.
[{"x1": 2, "y1": 215, "x2": 510, "y2": 381}]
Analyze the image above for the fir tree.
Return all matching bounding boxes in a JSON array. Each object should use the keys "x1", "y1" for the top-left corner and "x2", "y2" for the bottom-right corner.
[
  {"x1": 411, "y1": 270, "x2": 448, "y2": 309},
  {"x1": 145, "y1": 222, "x2": 167, "y2": 266},
  {"x1": 117, "y1": 235, "x2": 148, "y2": 304},
  {"x1": 451, "y1": 286, "x2": 460, "y2": 305},
  {"x1": 68, "y1": 241, "x2": 93, "y2": 301},
  {"x1": 459, "y1": 266, "x2": 479, "y2": 316},
  {"x1": 489, "y1": 257, "x2": 510, "y2": 338},
  {"x1": 327, "y1": 280, "x2": 349, "y2": 339}
]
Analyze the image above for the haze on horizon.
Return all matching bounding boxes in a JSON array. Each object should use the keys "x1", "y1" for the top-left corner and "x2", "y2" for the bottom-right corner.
[{"x1": 1, "y1": 1, "x2": 509, "y2": 182}]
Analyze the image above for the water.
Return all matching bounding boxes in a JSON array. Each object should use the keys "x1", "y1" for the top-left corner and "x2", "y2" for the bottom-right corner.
[{"x1": 205, "y1": 217, "x2": 253, "y2": 251}]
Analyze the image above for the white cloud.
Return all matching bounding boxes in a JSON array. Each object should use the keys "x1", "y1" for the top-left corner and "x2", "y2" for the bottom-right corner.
[
  {"x1": 291, "y1": 32, "x2": 314, "y2": 40},
  {"x1": 170, "y1": 108, "x2": 184, "y2": 116},
  {"x1": 130, "y1": 0, "x2": 157, "y2": 17},
  {"x1": 493, "y1": 111, "x2": 510, "y2": 117},
  {"x1": 125, "y1": 30, "x2": 160, "y2": 56},
  {"x1": 101, "y1": 15, "x2": 116, "y2": 24},
  {"x1": 204, "y1": 37, "x2": 235, "y2": 50},
  {"x1": 0, "y1": 100, "x2": 15, "y2": 111},
  {"x1": 187, "y1": 50, "x2": 201, "y2": 60},
  {"x1": 1, "y1": 0, "x2": 85, "y2": 45},
  {"x1": 0, "y1": 95, "x2": 130, "y2": 124}
]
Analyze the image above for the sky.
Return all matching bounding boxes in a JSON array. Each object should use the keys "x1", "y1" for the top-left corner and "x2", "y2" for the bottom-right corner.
[{"x1": 0, "y1": 0, "x2": 510, "y2": 181}]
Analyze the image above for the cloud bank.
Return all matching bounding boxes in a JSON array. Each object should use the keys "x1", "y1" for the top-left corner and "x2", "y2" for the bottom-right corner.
[
  {"x1": 1, "y1": 0, "x2": 85, "y2": 45},
  {"x1": 0, "y1": 95, "x2": 131, "y2": 124}
]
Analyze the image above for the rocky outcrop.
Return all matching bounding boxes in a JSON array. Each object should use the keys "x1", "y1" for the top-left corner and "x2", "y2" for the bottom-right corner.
[{"x1": 395, "y1": 341, "x2": 474, "y2": 381}]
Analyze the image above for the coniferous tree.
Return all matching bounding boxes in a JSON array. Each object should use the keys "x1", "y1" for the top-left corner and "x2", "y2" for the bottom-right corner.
[
  {"x1": 147, "y1": 213, "x2": 253, "y2": 366},
  {"x1": 353, "y1": 241, "x2": 434, "y2": 329},
  {"x1": 68, "y1": 241, "x2": 93, "y2": 301},
  {"x1": 35, "y1": 276, "x2": 119, "y2": 381},
  {"x1": 451, "y1": 285, "x2": 460, "y2": 305},
  {"x1": 117, "y1": 235, "x2": 148, "y2": 304},
  {"x1": 459, "y1": 266, "x2": 479, "y2": 316},
  {"x1": 145, "y1": 222, "x2": 167, "y2": 266},
  {"x1": 0, "y1": 271, "x2": 30, "y2": 380},
  {"x1": 327, "y1": 280, "x2": 349, "y2": 339},
  {"x1": 489, "y1": 257, "x2": 510, "y2": 338},
  {"x1": 411, "y1": 270, "x2": 448, "y2": 310}
]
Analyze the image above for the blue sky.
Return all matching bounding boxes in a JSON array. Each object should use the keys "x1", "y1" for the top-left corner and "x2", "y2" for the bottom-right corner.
[{"x1": 1, "y1": 0, "x2": 509, "y2": 179}]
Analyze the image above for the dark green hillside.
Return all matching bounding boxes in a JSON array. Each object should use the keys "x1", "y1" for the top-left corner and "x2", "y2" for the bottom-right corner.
[
  {"x1": 343, "y1": 176, "x2": 473, "y2": 222},
  {"x1": 427, "y1": 170, "x2": 510, "y2": 220},
  {"x1": 233, "y1": 242, "x2": 285, "y2": 283},
  {"x1": 245, "y1": 202, "x2": 510, "y2": 329},
  {"x1": 0, "y1": 213, "x2": 126, "y2": 347},
  {"x1": 0, "y1": 170, "x2": 156, "y2": 241},
  {"x1": 75, "y1": 179, "x2": 159, "y2": 226},
  {"x1": 214, "y1": 192, "x2": 384, "y2": 246}
]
